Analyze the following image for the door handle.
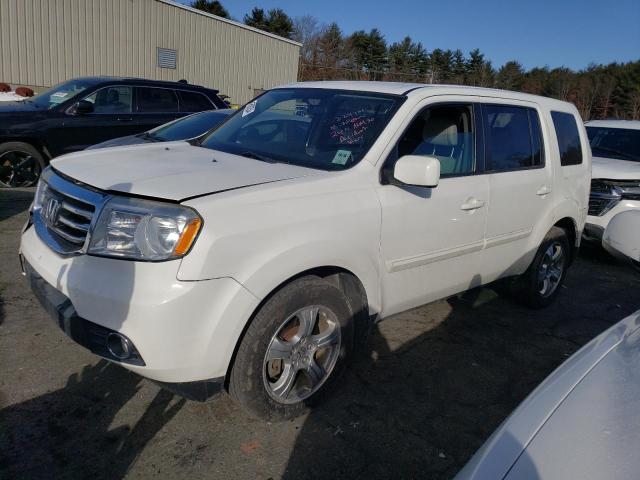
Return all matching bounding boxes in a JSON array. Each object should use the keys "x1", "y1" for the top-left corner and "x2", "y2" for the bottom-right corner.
[
  {"x1": 460, "y1": 198, "x2": 485, "y2": 211},
  {"x1": 117, "y1": 116, "x2": 133, "y2": 122},
  {"x1": 536, "y1": 185, "x2": 551, "y2": 196}
]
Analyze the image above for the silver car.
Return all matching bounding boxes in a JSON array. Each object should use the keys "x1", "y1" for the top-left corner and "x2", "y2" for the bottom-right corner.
[{"x1": 457, "y1": 211, "x2": 640, "y2": 480}]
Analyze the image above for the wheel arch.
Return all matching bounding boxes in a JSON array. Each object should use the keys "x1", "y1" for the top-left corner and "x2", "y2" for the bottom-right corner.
[
  {"x1": 0, "y1": 137, "x2": 50, "y2": 160},
  {"x1": 224, "y1": 265, "x2": 372, "y2": 389},
  {"x1": 554, "y1": 216, "x2": 579, "y2": 264}
]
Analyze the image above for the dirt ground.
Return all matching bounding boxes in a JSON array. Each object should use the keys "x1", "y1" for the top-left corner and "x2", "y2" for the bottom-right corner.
[{"x1": 1, "y1": 187, "x2": 639, "y2": 480}]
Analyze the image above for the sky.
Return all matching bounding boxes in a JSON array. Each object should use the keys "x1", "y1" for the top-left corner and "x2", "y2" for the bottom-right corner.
[{"x1": 177, "y1": 0, "x2": 640, "y2": 71}]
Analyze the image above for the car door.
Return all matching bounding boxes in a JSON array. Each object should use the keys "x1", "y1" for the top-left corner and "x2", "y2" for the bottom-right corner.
[
  {"x1": 134, "y1": 87, "x2": 182, "y2": 132},
  {"x1": 479, "y1": 102, "x2": 555, "y2": 280},
  {"x1": 377, "y1": 100, "x2": 489, "y2": 316},
  {"x1": 57, "y1": 85, "x2": 136, "y2": 153}
]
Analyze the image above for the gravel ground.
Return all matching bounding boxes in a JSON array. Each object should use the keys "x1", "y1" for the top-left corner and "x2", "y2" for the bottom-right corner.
[{"x1": 1, "y1": 187, "x2": 639, "y2": 480}]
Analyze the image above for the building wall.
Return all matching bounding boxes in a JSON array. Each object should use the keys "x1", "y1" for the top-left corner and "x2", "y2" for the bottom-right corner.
[{"x1": 0, "y1": 0, "x2": 300, "y2": 104}]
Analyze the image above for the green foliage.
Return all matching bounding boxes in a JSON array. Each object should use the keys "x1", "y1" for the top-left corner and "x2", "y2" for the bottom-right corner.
[
  {"x1": 190, "y1": 0, "x2": 229, "y2": 18},
  {"x1": 289, "y1": 14, "x2": 639, "y2": 119},
  {"x1": 244, "y1": 7, "x2": 293, "y2": 39},
  {"x1": 347, "y1": 29, "x2": 388, "y2": 79}
]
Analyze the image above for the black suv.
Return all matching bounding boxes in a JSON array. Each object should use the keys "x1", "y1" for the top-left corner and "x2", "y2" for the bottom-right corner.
[{"x1": 0, "y1": 76, "x2": 227, "y2": 187}]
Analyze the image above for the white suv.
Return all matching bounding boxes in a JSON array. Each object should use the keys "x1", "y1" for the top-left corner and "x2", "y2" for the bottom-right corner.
[
  {"x1": 20, "y1": 82, "x2": 590, "y2": 419},
  {"x1": 584, "y1": 120, "x2": 640, "y2": 241}
]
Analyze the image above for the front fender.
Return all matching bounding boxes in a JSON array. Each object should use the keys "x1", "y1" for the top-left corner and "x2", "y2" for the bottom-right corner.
[{"x1": 178, "y1": 176, "x2": 382, "y2": 313}]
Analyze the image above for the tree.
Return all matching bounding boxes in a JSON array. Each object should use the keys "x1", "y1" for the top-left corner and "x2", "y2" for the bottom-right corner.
[
  {"x1": 388, "y1": 37, "x2": 428, "y2": 81},
  {"x1": 243, "y1": 7, "x2": 267, "y2": 30},
  {"x1": 347, "y1": 28, "x2": 387, "y2": 80},
  {"x1": 244, "y1": 7, "x2": 293, "y2": 39},
  {"x1": 451, "y1": 49, "x2": 467, "y2": 84},
  {"x1": 317, "y1": 23, "x2": 345, "y2": 79},
  {"x1": 293, "y1": 16, "x2": 323, "y2": 80},
  {"x1": 429, "y1": 49, "x2": 453, "y2": 83},
  {"x1": 496, "y1": 61, "x2": 525, "y2": 91},
  {"x1": 267, "y1": 6, "x2": 640, "y2": 119},
  {"x1": 190, "y1": 0, "x2": 229, "y2": 18}
]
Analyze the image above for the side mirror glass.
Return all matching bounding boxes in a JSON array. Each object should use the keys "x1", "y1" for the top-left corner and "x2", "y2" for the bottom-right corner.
[
  {"x1": 393, "y1": 155, "x2": 441, "y2": 188},
  {"x1": 70, "y1": 100, "x2": 94, "y2": 115}
]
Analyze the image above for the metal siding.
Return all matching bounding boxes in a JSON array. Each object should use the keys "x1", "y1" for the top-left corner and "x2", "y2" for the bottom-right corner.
[{"x1": 0, "y1": 0, "x2": 298, "y2": 103}]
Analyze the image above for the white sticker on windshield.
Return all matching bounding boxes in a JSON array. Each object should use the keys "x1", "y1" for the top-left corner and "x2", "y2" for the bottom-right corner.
[
  {"x1": 242, "y1": 100, "x2": 257, "y2": 117},
  {"x1": 332, "y1": 149, "x2": 352, "y2": 165}
]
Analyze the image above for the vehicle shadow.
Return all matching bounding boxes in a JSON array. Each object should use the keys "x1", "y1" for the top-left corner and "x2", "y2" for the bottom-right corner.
[
  {"x1": 0, "y1": 182, "x2": 186, "y2": 480},
  {"x1": 0, "y1": 360, "x2": 186, "y2": 479},
  {"x1": 0, "y1": 188, "x2": 34, "y2": 222},
  {"x1": 283, "y1": 253, "x2": 640, "y2": 479}
]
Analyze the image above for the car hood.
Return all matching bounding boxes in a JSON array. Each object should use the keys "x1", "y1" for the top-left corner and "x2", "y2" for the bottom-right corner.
[
  {"x1": 50, "y1": 141, "x2": 322, "y2": 201},
  {"x1": 0, "y1": 99, "x2": 42, "y2": 113},
  {"x1": 455, "y1": 310, "x2": 640, "y2": 480},
  {"x1": 592, "y1": 156, "x2": 640, "y2": 180},
  {"x1": 501, "y1": 312, "x2": 640, "y2": 479}
]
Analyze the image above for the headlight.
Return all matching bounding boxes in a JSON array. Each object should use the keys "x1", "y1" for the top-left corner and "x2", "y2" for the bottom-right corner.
[
  {"x1": 87, "y1": 196, "x2": 202, "y2": 261},
  {"x1": 32, "y1": 178, "x2": 49, "y2": 211}
]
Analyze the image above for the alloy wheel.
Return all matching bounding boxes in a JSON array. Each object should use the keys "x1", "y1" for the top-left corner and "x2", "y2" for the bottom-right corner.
[
  {"x1": 0, "y1": 150, "x2": 41, "y2": 187},
  {"x1": 537, "y1": 241, "x2": 565, "y2": 297},
  {"x1": 263, "y1": 305, "x2": 341, "y2": 404}
]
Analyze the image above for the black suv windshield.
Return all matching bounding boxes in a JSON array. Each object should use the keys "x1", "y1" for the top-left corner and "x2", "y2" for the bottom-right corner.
[
  {"x1": 199, "y1": 88, "x2": 403, "y2": 170},
  {"x1": 587, "y1": 126, "x2": 640, "y2": 162},
  {"x1": 28, "y1": 78, "x2": 100, "y2": 110}
]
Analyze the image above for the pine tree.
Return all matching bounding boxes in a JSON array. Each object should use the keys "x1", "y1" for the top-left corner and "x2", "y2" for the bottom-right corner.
[{"x1": 190, "y1": 0, "x2": 229, "y2": 18}]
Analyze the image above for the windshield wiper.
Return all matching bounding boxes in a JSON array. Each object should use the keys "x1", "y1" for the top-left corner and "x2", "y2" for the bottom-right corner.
[
  {"x1": 140, "y1": 132, "x2": 162, "y2": 142},
  {"x1": 239, "y1": 151, "x2": 282, "y2": 164},
  {"x1": 593, "y1": 146, "x2": 638, "y2": 162}
]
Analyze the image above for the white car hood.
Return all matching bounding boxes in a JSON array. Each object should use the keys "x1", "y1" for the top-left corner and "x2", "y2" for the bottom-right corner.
[
  {"x1": 50, "y1": 141, "x2": 321, "y2": 201},
  {"x1": 592, "y1": 156, "x2": 640, "y2": 180}
]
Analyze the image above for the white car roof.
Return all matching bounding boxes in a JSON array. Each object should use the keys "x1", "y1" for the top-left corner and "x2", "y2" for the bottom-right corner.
[
  {"x1": 276, "y1": 81, "x2": 577, "y2": 110},
  {"x1": 585, "y1": 119, "x2": 640, "y2": 130}
]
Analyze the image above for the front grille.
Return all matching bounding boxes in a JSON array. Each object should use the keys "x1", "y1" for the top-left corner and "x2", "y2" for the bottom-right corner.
[
  {"x1": 588, "y1": 196, "x2": 618, "y2": 216},
  {"x1": 42, "y1": 187, "x2": 95, "y2": 246},
  {"x1": 34, "y1": 168, "x2": 105, "y2": 255}
]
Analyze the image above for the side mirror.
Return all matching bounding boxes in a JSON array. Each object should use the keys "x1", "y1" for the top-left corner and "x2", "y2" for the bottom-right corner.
[
  {"x1": 603, "y1": 210, "x2": 640, "y2": 262},
  {"x1": 70, "y1": 100, "x2": 94, "y2": 115},
  {"x1": 393, "y1": 155, "x2": 441, "y2": 188}
]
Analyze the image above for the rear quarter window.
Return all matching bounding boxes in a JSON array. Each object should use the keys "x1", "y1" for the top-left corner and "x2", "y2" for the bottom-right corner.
[
  {"x1": 551, "y1": 111, "x2": 583, "y2": 166},
  {"x1": 178, "y1": 91, "x2": 213, "y2": 113}
]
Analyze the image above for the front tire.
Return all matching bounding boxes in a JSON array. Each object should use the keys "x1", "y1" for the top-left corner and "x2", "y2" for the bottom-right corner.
[
  {"x1": 515, "y1": 226, "x2": 570, "y2": 309},
  {"x1": 0, "y1": 142, "x2": 45, "y2": 188},
  {"x1": 229, "y1": 276, "x2": 355, "y2": 421}
]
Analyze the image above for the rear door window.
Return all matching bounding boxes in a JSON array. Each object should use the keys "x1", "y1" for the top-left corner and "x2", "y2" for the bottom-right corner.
[
  {"x1": 482, "y1": 104, "x2": 544, "y2": 171},
  {"x1": 551, "y1": 111, "x2": 583, "y2": 166},
  {"x1": 135, "y1": 87, "x2": 179, "y2": 113},
  {"x1": 178, "y1": 91, "x2": 213, "y2": 112}
]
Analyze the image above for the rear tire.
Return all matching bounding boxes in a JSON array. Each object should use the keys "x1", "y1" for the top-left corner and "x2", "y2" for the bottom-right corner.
[
  {"x1": 514, "y1": 226, "x2": 570, "y2": 309},
  {"x1": 0, "y1": 142, "x2": 45, "y2": 188},
  {"x1": 229, "y1": 276, "x2": 355, "y2": 421}
]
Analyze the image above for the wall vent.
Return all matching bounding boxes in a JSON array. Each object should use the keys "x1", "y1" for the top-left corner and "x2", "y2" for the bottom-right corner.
[{"x1": 157, "y1": 47, "x2": 177, "y2": 69}]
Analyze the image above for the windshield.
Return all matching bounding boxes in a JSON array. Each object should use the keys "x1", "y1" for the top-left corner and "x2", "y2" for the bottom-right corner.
[
  {"x1": 27, "y1": 78, "x2": 100, "y2": 110},
  {"x1": 199, "y1": 88, "x2": 403, "y2": 170},
  {"x1": 587, "y1": 126, "x2": 640, "y2": 162},
  {"x1": 148, "y1": 110, "x2": 232, "y2": 141}
]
